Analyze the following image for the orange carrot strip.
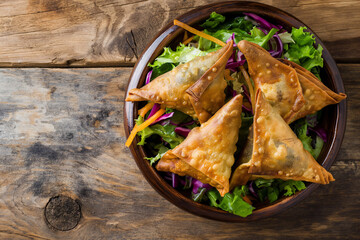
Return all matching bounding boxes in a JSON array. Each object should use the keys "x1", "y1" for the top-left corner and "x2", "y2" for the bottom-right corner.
[
  {"x1": 138, "y1": 102, "x2": 155, "y2": 118},
  {"x1": 174, "y1": 19, "x2": 225, "y2": 47},
  {"x1": 224, "y1": 69, "x2": 235, "y2": 81},
  {"x1": 125, "y1": 108, "x2": 166, "y2": 147},
  {"x1": 242, "y1": 195, "x2": 252, "y2": 205},
  {"x1": 183, "y1": 31, "x2": 188, "y2": 42},
  {"x1": 182, "y1": 35, "x2": 195, "y2": 45},
  {"x1": 239, "y1": 65, "x2": 255, "y2": 110}
]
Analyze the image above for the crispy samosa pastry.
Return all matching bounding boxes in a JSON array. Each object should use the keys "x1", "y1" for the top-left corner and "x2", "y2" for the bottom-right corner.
[
  {"x1": 238, "y1": 40, "x2": 305, "y2": 123},
  {"x1": 156, "y1": 94, "x2": 243, "y2": 196},
  {"x1": 278, "y1": 59, "x2": 347, "y2": 123},
  {"x1": 248, "y1": 90, "x2": 334, "y2": 184},
  {"x1": 126, "y1": 41, "x2": 234, "y2": 123}
]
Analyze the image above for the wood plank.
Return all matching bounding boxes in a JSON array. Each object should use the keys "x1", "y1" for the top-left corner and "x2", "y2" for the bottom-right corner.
[
  {"x1": 0, "y1": 0, "x2": 359, "y2": 67},
  {"x1": 0, "y1": 65, "x2": 358, "y2": 239}
]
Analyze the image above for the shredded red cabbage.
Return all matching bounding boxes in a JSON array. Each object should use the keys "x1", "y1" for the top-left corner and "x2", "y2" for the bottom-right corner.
[
  {"x1": 248, "y1": 181, "x2": 258, "y2": 198},
  {"x1": 163, "y1": 172, "x2": 172, "y2": 181},
  {"x1": 175, "y1": 127, "x2": 191, "y2": 137},
  {"x1": 242, "y1": 105, "x2": 252, "y2": 113},
  {"x1": 244, "y1": 13, "x2": 282, "y2": 31},
  {"x1": 269, "y1": 34, "x2": 283, "y2": 58},
  {"x1": 226, "y1": 33, "x2": 237, "y2": 47},
  {"x1": 145, "y1": 69, "x2": 153, "y2": 85},
  {"x1": 192, "y1": 178, "x2": 212, "y2": 194},
  {"x1": 180, "y1": 176, "x2": 193, "y2": 189},
  {"x1": 180, "y1": 120, "x2": 196, "y2": 126},
  {"x1": 246, "y1": 14, "x2": 284, "y2": 58},
  {"x1": 226, "y1": 52, "x2": 246, "y2": 71},
  {"x1": 160, "y1": 119, "x2": 171, "y2": 126},
  {"x1": 225, "y1": 35, "x2": 246, "y2": 72},
  {"x1": 308, "y1": 126, "x2": 327, "y2": 142},
  {"x1": 165, "y1": 173, "x2": 193, "y2": 190},
  {"x1": 147, "y1": 103, "x2": 161, "y2": 119},
  {"x1": 150, "y1": 112, "x2": 174, "y2": 125},
  {"x1": 172, "y1": 173, "x2": 179, "y2": 188}
]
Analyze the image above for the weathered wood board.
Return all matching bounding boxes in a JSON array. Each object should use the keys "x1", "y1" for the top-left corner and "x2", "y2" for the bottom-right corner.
[
  {"x1": 0, "y1": 66, "x2": 359, "y2": 239},
  {"x1": 0, "y1": 0, "x2": 359, "y2": 66}
]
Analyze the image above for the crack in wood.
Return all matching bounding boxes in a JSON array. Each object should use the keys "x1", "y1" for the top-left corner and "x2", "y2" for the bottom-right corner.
[{"x1": 125, "y1": 30, "x2": 138, "y2": 60}]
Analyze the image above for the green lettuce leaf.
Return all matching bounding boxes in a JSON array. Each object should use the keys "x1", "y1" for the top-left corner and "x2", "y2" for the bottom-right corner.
[
  {"x1": 135, "y1": 116, "x2": 184, "y2": 148},
  {"x1": 279, "y1": 180, "x2": 306, "y2": 196},
  {"x1": 207, "y1": 186, "x2": 255, "y2": 217},
  {"x1": 248, "y1": 27, "x2": 278, "y2": 49},
  {"x1": 254, "y1": 178, "x2": 306, "y2": 203},
  {"x1": 283, "y1": 27, "x2": 323, "y2": 72},
  {"x1": 200, "y1": 12, "x2": 226, "y2": 29},
  {"x1": 221, "y1": 16, "x2": 254, "y2": 32},
  {"x1": 291, "y1": 27, "x2": 315, "y2": 46},
  {"x1": 135, "y1": 116, "x2": 154, "y2": 145},
  {"x1": 278, "y1": 32, "x2": 295, "y2": 44},
  {"x1": 149, "y1": 44, "x2": 207, "y2": 69},
  {"x1": 201, "y1": 12, "x2": 253, "y2": 32},
  {"x1": 198, "y1": 27, "x2": 277, "y2": 51},
  {"x1": 151, "y1": 63, "x2": 175, "y2": 80},
  {"x1": 294, "y1": 119, "x2": 324, "y2": 159},
  {"x1": 170, "y1": 109, "x2": 193, "y2": 125},
  {"x1": 144, "y1": 144, "x2": 169, "y2": 166}
]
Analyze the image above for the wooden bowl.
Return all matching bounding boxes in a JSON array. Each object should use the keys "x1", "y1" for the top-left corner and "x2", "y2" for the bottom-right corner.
[{"x1": 123, "y1": 1, "x2": 347, "y2": 221}]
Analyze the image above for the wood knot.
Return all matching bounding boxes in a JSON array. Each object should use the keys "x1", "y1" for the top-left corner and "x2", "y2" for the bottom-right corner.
[{"x1": 44, "y1": 195, "x2": 81, "y2": 231}]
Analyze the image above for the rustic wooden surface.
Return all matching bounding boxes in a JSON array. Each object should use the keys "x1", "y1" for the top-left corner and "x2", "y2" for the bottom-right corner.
[
  {"x1": 0, "y1": 0, "x2": 359, "y2": 66},
  {"x1": 0, "y1": 0, "x2": 359, "y2": 239}
]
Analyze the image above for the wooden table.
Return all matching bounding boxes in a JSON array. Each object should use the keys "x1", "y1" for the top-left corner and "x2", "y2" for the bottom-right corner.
[{"x1": 0, "y1": 0, "x2": 359, "y2": 239}]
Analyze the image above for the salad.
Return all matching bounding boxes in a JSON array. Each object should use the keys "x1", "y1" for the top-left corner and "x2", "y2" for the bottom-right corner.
[{"x1": 125, "y1": 12, "x2": 346, "y2": 217}]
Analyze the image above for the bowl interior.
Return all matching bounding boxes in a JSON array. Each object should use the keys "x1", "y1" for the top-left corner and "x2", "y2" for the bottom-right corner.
[{"x1": 124, "y1": 1, "x2": 347, "y2": 222}]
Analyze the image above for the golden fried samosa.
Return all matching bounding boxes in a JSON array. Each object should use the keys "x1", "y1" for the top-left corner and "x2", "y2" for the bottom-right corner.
[
  {"x1": 156, "y1": 94, "x2": 243, "y2": 196},
  {"x1": 248, "y1": 90, "x2": 334, "y2": 184},
  {"x1": 278, "y1": 59, "x2": 347, "y2": 123},
  {"x1": 126, "y1": 41, "x2": 234, "y2": 123},
  {"x1": 238, "y1": 40, "x2": 305, "y2": 123}
]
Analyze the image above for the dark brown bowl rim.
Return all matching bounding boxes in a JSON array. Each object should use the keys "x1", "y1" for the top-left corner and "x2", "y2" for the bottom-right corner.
[{"x1": 123, "y1": 1, "x2": 347, "y2": 222}]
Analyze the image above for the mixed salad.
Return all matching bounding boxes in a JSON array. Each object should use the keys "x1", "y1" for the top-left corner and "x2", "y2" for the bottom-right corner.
[{"x1": 132, "y1": 12, "x2": 327, "y2": 217}]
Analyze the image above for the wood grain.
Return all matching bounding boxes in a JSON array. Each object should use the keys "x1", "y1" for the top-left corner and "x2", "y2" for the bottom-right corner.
[
  {"x1": 0, "y1": 65, "x2": 358, "y2": 239},
  {"x1": 0, "y1": 0, "x2": 359, "y2": 67}
]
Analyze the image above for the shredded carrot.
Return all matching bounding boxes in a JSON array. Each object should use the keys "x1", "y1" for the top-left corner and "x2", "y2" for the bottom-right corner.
[
  {"x1": 224, "y1": 69, "x2": 235, "y2": 81},
  {"x1": 174, "y1": 19, "x2": 225, "y2": 47},
  {"x1": 239, "y1": 66, "x2": 255, "y2": 110},
  {"x1": 138, "y1": 102, "x2": 155, "y2": 117},
  {"x1": 182, "y1": 35, "x2": 195, "y2": 45},
  {"x1": 183, "y1": 31, "x2": 188, "y2": 42},
  {"x1": 242, "y1": 195, "x2": 252, "y2": 205},
  {"x1": 125, "y1": 108, "x2": 166, "y2": 147}
]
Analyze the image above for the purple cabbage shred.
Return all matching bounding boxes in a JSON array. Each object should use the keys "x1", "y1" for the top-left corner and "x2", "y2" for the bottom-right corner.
[
  {"x1": 248, "y1": 181, "x2": 258, "y2": 198},
  {"x1": 147, "y1": 103, "x2": 161, "y2": 119},
  {"x1": 226, "y1": 33, "x2": 237, "y2": 48},
  {"x1": 242, "y1": 105, "x2": 252, "y2": 113},
  {"x1": 308, "y1": 126, "x2": 327, "y2": 142},
  {"x1": 192, "y1": 178, "x2": 212, "y2": 194},
  {"x1": 244, "y1": 13, "x2": 282, "y2": 31},
  {"x1": 172, "y1": 173, "x2": 179, "y2": 188},
  {"x1": 145, "y1": 69, "x2": 153, "y2": 85},
  {"x1": 226, "y1": 49, "x2": 246, "y2": 72},
  {"x1": 150, "y1": 112, "x2": 174, "y2": 125},
  {"x1": 175, "y1": 127, "x2": 191, "y2": 137}
]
